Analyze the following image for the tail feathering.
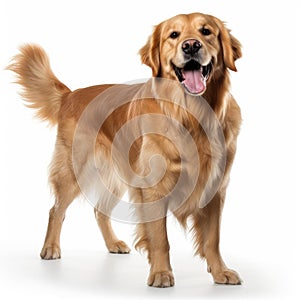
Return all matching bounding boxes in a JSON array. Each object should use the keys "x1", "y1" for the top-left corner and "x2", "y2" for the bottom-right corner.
[{"x1": 7, "y1": 44, "x2": 70, "y2": 125}]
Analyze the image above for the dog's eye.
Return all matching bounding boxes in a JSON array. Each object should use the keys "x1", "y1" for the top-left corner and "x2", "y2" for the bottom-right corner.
[
  {"x1": 200, "y1": 28, "x2": 211, "y2": 36},
  {"x1": 170, "y1": 31, "x2": 180, "y2": 39}
]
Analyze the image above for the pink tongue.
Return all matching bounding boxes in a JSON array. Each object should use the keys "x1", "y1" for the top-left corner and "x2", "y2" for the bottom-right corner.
[{"x1": 182, "y1": 69, "x2": 205, "y2": 94}]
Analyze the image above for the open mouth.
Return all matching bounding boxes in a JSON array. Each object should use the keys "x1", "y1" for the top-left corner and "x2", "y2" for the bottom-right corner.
[{"x1": 172, "y1": 60, "x2": 213, "y2": 95}]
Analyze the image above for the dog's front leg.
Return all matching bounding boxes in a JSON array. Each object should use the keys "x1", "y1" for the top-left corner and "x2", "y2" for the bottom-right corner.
[
  {"x1": 136, "y1": 217, "x2": 174, "y2": 288},
  {"x1": 146, "y1": 217, "x2": 174, "y2": 288},
  {"x1": 192, "y1": 192, "x2": 242, "y2": 284}
]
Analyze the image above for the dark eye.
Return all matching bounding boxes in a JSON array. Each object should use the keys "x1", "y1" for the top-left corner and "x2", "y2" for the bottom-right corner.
[
  {"x1": 170, "y1": 31, "x2": 180, "y2": 39},
  {"x1": 200, "y1": 27, "x2": 211, "y2": 36}
]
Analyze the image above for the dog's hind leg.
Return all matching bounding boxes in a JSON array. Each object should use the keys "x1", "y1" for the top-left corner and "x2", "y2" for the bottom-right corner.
[
  {"x1": 92, "y1": 156, "x2": 130, "y2": 254},
  {"x1": 40, "y1": 144, "x2": 80, "y2": 260},
  {"x1": 94, "y1": 209, "x2": 130, "y2": 254}
]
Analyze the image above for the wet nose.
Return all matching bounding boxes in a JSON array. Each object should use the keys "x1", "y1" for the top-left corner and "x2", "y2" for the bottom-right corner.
[{"x1": 182, "y1": 39, "x2": 202, "y2": 55}]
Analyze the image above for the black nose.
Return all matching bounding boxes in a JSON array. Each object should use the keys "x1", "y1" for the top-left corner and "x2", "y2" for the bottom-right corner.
[{"x1": 182, "y1": 39, "x2": 202, "y2": 55}]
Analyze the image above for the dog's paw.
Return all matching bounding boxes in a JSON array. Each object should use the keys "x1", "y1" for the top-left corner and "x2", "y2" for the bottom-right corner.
[
  {"x1": 40, "y1": 245, "x2": 61, "y2": 260},
  {"x1": 211, "y1": 268, "x2": 242, "y2": 285},
  {"x1": 147, "y1": 271, "x2": 175, "y2": 288},
  {"x1": 108, "y1": 240, "x2": 131, "y2": 254}
]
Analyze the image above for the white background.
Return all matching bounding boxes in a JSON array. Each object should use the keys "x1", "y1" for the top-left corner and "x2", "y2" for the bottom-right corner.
[{"x1": 1, "y1": 0, "x2": 299, "y2": 299}]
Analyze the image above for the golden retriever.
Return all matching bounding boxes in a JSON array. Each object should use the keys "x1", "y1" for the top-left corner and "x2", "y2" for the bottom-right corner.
[{"x1": 8, "y1": 12, "x2": 242, "y2": 287}]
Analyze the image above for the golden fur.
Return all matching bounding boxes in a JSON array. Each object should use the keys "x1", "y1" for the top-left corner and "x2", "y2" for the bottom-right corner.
[{"x1": 8, "y1": 12, "x2": 242, "y2": 287}]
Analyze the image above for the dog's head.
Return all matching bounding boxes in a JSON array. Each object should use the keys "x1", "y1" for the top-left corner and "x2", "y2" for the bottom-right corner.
[{"x1": 140, "y1": 13, "x2": 242, "y2": 96}]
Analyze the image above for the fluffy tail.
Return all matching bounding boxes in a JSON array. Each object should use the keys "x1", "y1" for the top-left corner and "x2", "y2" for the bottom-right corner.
[{"x1": 7, "y1": 44, "x2": 71, "y2": 125}]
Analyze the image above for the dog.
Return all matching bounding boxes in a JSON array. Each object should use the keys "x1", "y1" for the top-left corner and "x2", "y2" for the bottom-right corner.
[{"x1": 8, "y1": 12, "x2": 242, "y2": 287}]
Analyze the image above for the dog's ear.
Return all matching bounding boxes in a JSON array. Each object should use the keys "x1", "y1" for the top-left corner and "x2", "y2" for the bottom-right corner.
[
  {"x1": 213, "y1": 17, "x2": 242, "y2": 72},
  {"x1": 139, "y1": 24, "x2": 162, "y2": 77}
]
